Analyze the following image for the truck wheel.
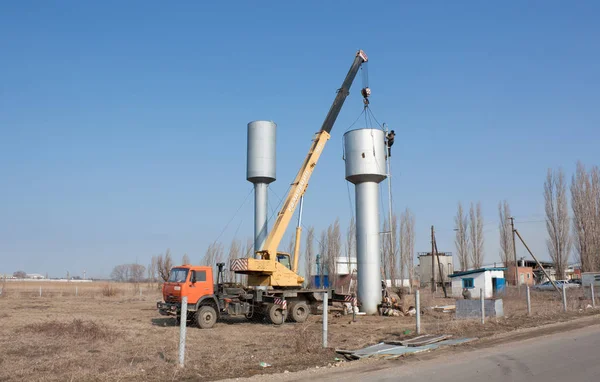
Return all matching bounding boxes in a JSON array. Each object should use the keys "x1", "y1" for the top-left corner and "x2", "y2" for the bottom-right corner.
[
  {"x1": 195, "y1": 306, "x2": 217, "y2": 329},
  {"x1": 289, "y1": 301, "x2": 309, "y2": 323},
  {"x1": 266, "y1": 303, "x2": 288, "y2": 325}
]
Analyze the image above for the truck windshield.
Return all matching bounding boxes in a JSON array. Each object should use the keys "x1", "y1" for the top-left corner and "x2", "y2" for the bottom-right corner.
[{"x1": 168, "y1": 268, "x2": 188, "y2": 283}]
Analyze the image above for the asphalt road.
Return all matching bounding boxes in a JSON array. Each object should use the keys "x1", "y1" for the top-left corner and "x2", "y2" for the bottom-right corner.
[{"x1": 313, "y1": 324, "x2": 600, "y2": 382}]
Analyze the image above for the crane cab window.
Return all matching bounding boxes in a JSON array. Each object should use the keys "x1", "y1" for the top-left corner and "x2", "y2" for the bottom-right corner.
[{"x1": 277, "y1": 254, "x2": 291, "y2": 270}]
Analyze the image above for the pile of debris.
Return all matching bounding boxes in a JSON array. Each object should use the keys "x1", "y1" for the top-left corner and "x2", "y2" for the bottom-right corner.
[
  {"x1": 336, "y1": 334, "x2": 476, "y2": 360},
  {"x1": 432, "y1": 304, "x2": 456, "y2": 313},
  {"x1": 378, "y1": 288, "x2": 418, "y2": 317},
  {"x1": 380, "y1": 305, "x2": 417, "y2": 317}
]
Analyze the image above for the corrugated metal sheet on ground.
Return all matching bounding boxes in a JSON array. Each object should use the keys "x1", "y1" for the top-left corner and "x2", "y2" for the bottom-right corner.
[
  {"x1": 380, "y1": 338, "x2": 477, "y2": 360},
  {"x1": 337, "y1": 337, "x2": 477, "y2": 360},
  {"x1": 352, "y1": 343, "x2": 399, "y2": 357},
  {"x1": 391, "y1": 334, "x2": 452, "y2": 347}
]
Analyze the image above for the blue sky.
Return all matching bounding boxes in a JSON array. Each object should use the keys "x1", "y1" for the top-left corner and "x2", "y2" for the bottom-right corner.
[{"x1": 1, "y1": 1, "x2": 599, "y2": 278}]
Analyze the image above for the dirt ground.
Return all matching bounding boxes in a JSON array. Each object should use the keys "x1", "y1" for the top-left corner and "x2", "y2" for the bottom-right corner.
[{"x1": 0, "y1": 282, "x2": 598, "y2": 381}]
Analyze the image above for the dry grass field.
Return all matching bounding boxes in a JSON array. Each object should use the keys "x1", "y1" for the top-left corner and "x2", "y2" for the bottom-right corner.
[{"x1": 0, "y1": 282, "x2": 598, "y2": 381}]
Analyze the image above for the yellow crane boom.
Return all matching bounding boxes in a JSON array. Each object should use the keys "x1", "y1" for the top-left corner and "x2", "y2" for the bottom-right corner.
[{"x1": 232, "y1": 50, "x2": 369, "y2": 287}]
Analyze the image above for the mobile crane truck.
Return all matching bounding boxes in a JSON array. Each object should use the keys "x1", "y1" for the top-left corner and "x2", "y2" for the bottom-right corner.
[{"x1": 157, "y1": 50, "x2": 369, "y2": 328}]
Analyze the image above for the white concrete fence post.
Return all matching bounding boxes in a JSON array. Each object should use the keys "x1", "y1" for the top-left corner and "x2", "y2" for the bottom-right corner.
[
  {"x1": 562, "y1": 285, "x2": 567, "y2": 313},
  {"x1": 39, "y1": 286, "x2": 42, "y2": 297},
  {"x1": 591, "y1": 284, "x2": 596, "y2": 309},
  {"x1": 76, "y1": 286, "x2": 78, "y2": 297},
  {"x1": 322, "y1": 292, "x2": 328, "y2": 348},
  {"x1": 526, "y1": 285, "x2": 531, "y2": 316},
  {"x1": 415, "y1": 289, "x2": 421, "y2": 335},
  {"x1": 480, "y1": 288, "x2": 485, "y2": 324},
  {"x1": 178, "y1": 296, "x2": 188, "y2": 368}
]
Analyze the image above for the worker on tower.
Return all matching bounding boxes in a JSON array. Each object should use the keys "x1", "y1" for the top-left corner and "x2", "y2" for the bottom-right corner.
[{"x1": 386, "y1": 130, "x2": 395, "y2": 157}]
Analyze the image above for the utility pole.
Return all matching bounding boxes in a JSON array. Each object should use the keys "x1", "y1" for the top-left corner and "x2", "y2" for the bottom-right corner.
[
  {"x1": 509, "y1": 217, "x2": 520, "y2": 292},
  {"x1": 514, "y1": 229, "x2": 560, "y2": 294},
  {"x1": 431, "y1": 226, "x2": 436, "y2": 293},
  {"x1": 433, "y1": 235, "x2": 448, "y2": 298}
]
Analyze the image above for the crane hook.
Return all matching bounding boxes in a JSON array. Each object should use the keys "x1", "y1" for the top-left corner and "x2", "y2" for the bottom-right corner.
[{"x1": 361, "y1": 87, "x2": 371, "y2": 105}]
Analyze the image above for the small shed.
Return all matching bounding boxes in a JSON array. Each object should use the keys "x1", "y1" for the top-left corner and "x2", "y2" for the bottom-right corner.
[{"x1": 449, "y1": 267, "x2": 506, "y2": 299}]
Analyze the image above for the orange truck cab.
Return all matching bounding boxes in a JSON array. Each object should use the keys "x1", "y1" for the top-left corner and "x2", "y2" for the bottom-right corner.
[{"x1": 157, "y1": 265, "x2": 222, "y2": 328}]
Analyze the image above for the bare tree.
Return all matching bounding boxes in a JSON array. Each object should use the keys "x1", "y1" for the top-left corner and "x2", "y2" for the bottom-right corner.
[
  {"x1": 382, "y1": 219, "x2": 391, "y2": 283},
  {"x1": 237, "y1": 238, "x2": 253, "y2": 286},
  {"x1": 318, "y1": 230, "x2": 328, "y2": 288},
  {"x1": 545, "y1": 168, "x2": 571, "y2": 279},
  {"x1": 13, "y1": 270, "x2": 26, "y2": 279},
  {"x1": 148, "y1": 256, "x2": 158, "y2": 286},
  {"x1": 400, "y1": 208, "x2": 416, "y2": 292},
  {"x1": 130, "y1": 264, "x2": 146, "y2": 283},
  {"x1": 399, "y1": 214, "x2": 406, "y2": 287},
  {"x1": 593, "y1": 167, "x2": 600, "y2": 270},
  {"x1": 345, "y1": 217, "x2": 356, "y2": 276},
  {"x1": 571, "y1": 162, "x2": 600, "y2": 272},
  {"x1": 182, "y1": 253, "x2": 191, "y2": 265},
  {"x1": 304, "y1": 226, "x2": 315, "y2": 287},
  {"x1": 454, "y1": 202, "x2": 470, "y2": 271},
  {"x1": 498, "y1": 200, "x2": 514, "y2": 266},
  {"x1": 286, "y1": 234, "x2": 295, "y2": 257},
  {"x1": 203, "y1": 242, "x2": 223, "y2": 267},
  {"x1": 326, "y1": 219, "x2": 341, "y2": 291},
  {"x1": 226, "y1": 240, "x2": 240, "y2": 282},
  {"x1": 571, "y1": 162, "x2": 592, "y2": 271},
  {"x1": 383, "y1": 214, "x2": 399, "y2": 287},
  {"x1": 469, "y1": 202, "x2": 484, "y2": 269},
  {"x1": 111, "y1": 264, "x2": 146, "y2": 282},
  {"x1": 393, "y1": 213, "x2": 400, "y2": 288},
  {"x1": 156, "y1": 249, "x2": 173, "y2": 282},
  {"x1": 244, "y1": 238, "x2": 254, "y2": 258},
  {"x1": 110, "y1": 264, "x2": 128, "y2": 282},
  {"x1": 203, "y1": 242, "x2": 224, "y2": 281}
]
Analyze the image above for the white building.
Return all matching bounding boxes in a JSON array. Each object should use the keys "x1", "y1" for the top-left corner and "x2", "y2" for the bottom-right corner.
[
  {"x1": 449, "y1": 267, "x2": 506, "y2": 299},
  {"x1": 26, "y1": 273, "x2": 45, "y2": 279},
  {"x1": 335, "y1": 256, "x2": 357, "y2": 275},
  {"x1": 417, "y1": 252, "x2": 453, "y2": 286}
]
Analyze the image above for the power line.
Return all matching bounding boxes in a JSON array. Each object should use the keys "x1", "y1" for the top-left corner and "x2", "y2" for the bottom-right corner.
[
  {"x1": 346, "y1": 180, "x2": 355, "y2": 219},
  {"x1": 212, "y1": 186, "x2": 254, "y2": 244},
  {"x1": 344, "y1": 108, "x2": 366, "y2": 132},
  {"x1": 366, "y1": 106, "x2": 384, "y2": 129}
]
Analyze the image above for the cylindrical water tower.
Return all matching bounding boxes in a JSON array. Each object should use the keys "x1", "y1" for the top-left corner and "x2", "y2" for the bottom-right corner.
[
  {"x1": 247, "y1": 121, "x2": 277, "y2": 257},
  {"x1": 344, "y1": 128, "x2": 387, "y2": 314}
]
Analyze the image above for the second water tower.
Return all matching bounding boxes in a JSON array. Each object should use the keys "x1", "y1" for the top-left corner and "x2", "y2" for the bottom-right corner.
[{"x1": 344, "y1": 128, "x2": 387, "y2": 314}]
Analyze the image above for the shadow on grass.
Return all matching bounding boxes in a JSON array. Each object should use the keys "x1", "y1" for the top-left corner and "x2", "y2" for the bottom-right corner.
[{"x1": 151, "y1": 317, "x2": 178, "y2": 327}]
